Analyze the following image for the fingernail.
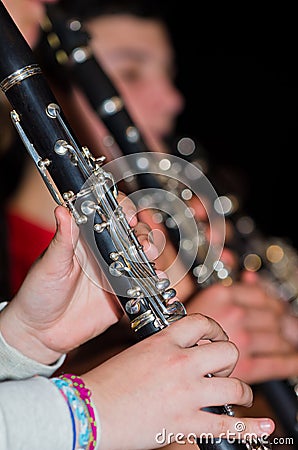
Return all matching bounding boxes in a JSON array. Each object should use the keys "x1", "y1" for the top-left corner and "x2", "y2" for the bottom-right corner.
[{"x1": 259, "y1": 419, "x2": 274, "y2": 432}]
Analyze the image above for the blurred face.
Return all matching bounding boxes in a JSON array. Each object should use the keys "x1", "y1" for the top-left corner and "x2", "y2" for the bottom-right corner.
[
  {"x1": 2, "y1": 0, "x2": 58, "y2": 47},
  {"x1": 86, "y1": 14, "x2": 185, "y2": 152}
]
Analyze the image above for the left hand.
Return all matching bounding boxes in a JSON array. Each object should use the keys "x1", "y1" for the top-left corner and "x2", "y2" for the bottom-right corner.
[
  {"x1": 185, "y1": 278, "x2": 298, "y2": 384},
  {"x1": 0, "y1": 193, "x2": 158, "y2": 364}
]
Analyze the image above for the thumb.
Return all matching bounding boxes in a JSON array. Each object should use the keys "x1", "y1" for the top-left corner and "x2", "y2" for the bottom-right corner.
[{"x1": 41, "y1": 206, "x2": 79, "y2": 271}]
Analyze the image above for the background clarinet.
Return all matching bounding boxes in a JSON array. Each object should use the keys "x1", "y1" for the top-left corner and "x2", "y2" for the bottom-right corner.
[{"x1": 36, "y1": 2, "x2": 232, "y2": 289}]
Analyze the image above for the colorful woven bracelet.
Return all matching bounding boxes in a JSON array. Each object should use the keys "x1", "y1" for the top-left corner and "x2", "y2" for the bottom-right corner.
[
  {"x1": 59, "y1": 373, "x2": 98, "y2": 450},
  {"x1": 51, "y1": 377, "x2": 76, "y2": 450},
  {"x1": 51, "y1": 377, "x2": 91, "y2": 449}
]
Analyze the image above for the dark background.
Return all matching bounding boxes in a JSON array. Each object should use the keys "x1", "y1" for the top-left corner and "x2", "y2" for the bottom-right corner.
[{"x1": 161, "y1": 3, "x2": 298, "y2": 249}]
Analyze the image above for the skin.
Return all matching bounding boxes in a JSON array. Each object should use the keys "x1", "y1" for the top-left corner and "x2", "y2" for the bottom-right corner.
[{"x1": 87, "y1": 15, "x2": 185, "y2": 153}]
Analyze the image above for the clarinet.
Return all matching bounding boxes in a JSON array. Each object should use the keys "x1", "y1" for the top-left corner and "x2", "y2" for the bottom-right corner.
[{"x1": 0, "y1": 3, "x2": 270, "y2": 450}]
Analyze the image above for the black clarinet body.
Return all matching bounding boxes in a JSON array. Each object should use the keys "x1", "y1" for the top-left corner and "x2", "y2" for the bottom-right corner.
[
  {"x1": 0, "y1": 0, "x2": 186, "y2": 341},
  {"x1": 0, "y1": 3, "x2": 271, "y2": 449}
]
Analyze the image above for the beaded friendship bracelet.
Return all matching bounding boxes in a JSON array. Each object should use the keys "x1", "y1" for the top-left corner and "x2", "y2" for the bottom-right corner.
[
  {"x1": 59, "y1": 373, "x2": 98, "y2": 450},
  {"x1": 51, "y1": 375, "x2": 96, "y2": 450}
]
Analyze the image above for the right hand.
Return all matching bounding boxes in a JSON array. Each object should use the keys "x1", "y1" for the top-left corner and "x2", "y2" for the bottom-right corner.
[{"x1": 83, "y1": 313, "x2": 275, "y2": 450}]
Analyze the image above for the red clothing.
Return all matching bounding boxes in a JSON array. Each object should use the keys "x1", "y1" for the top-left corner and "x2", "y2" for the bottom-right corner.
[{"x1": 7, "y1": 211, "x2": 55, "y2": 295}]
